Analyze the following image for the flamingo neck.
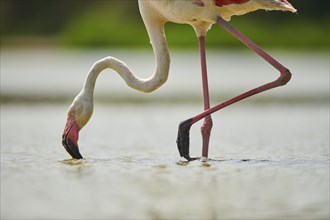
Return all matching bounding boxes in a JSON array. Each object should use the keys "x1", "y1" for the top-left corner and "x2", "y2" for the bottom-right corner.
[{"x1": 81, "y1": 20, "x2": 170, "y2": 98}]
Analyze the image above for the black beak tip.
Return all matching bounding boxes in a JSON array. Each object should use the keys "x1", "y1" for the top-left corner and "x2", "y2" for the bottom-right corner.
[{"x1": 62, "y1": 136, "x2": 83, "y2": 159}]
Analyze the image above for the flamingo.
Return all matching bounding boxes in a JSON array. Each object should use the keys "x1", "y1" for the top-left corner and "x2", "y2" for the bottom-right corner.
[{"x1": 62, "y1": 0, "x2": 296, "y2": 161}]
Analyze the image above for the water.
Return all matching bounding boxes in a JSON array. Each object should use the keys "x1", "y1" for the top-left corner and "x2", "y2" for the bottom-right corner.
[
  {"x1": 1, "y1": 49, "x2": 329, "y2": 101},
  {"x1": 1, "y1": 49, "x2": 329, "y2": 219}
]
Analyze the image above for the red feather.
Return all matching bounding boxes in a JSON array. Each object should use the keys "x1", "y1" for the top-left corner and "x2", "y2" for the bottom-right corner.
[{"x1": 215, "y1": 0, "x2": 249, "y2": 7}]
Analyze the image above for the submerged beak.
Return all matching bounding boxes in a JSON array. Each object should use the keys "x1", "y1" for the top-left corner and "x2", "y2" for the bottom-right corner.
[{"x1": 62, "y1": 115, "x2": 83, "y2": 159}]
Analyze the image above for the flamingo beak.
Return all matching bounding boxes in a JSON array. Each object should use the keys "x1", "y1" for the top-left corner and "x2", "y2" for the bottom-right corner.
[{"x1": 62, "y1": 115, "x2": 83, "y2": 159}]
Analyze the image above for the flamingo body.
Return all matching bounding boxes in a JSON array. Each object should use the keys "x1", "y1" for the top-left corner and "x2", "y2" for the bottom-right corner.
[{"x1": 139, "y1": 0, "x2": 295, "y2": 35}]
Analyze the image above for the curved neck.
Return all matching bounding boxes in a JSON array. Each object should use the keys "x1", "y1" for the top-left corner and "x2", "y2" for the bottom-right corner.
[{"x1": 81, "y1": 15, "x2": 170, "y2": 98}]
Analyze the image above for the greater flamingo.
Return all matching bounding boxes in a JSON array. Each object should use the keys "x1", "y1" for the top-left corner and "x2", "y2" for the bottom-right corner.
[{"x1": 62, "y1": 0, "x2": 296, "y2": 161}]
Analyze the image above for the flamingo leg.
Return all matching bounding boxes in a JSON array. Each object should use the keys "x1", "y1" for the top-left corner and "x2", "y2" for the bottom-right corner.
[
  {"x1": 198, "y1": 36, "x2": 213, "y2": 159},
  {"x1": 177, "y1": 16, "x2": 292, "y2": 161}
]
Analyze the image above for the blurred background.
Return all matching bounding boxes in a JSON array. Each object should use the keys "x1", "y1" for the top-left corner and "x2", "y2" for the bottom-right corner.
[
  {"x1": 0, "y1": 0, "x2": 329, "y2": 104},
  {"x1": 1, "y1": 0, "x2": 329, "y2": 49}
]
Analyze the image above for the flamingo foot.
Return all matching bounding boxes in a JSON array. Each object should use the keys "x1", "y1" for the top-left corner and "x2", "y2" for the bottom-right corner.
[{"x1": 176, "y1": 118, "x2": 199, "y2": 161}]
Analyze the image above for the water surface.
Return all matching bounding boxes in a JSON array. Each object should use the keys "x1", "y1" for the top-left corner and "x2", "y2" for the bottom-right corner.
[
  {"x1": 1, "y1": 103, "x2": 329, "y2": 219},
  {"x1": 1, "y1": 50, "x2": 329, "y2": 219}
]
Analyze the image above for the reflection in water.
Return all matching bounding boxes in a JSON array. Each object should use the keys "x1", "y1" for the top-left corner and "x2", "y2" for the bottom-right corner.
[
  {"x1": 60, "y1": 158, "x2": 84, "y2": 166},
  {"x1": 60, "y1": 157, "x2": 329, "y2": 168}
]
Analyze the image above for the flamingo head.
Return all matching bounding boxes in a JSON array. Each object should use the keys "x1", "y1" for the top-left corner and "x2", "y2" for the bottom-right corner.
[
  {"x1": 62, "y1": 92, "x2": 93, "y2": 159},
  {"x1": 256, "y1": 0, "x2": 296, "y2": 13}
]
